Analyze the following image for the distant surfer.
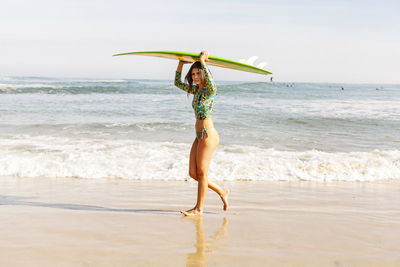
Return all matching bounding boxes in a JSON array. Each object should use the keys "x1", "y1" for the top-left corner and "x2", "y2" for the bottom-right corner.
[
  {"x1": 270, "y1": 76, "x2": 273, "y2": 83},
  {"x1": 175, "y1": 51, "x2": 229, "y2": 216}
]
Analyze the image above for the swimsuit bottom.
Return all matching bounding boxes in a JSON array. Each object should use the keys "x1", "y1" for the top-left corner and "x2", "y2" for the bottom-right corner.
[{"x1": 196, "y1": 127, "x2": 215, "y2": 140}]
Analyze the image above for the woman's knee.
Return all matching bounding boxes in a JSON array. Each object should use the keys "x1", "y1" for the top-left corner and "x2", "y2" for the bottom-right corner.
[
  {"x1": 196, "y1": 169, "x2": 207, "y2": 181},
  {"x1": 189, "y1": 171, "x2": 198, "y2": 180}
]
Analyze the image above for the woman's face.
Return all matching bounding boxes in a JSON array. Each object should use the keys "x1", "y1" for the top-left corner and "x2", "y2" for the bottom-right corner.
[{"x1": 191, "y1": 68, "x2": 202, "y2": 85}]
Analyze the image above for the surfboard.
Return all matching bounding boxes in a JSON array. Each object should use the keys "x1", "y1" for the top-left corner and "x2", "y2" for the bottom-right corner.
[{"x1": 113, "y1": 51, "x2": 272, "y2": 76}]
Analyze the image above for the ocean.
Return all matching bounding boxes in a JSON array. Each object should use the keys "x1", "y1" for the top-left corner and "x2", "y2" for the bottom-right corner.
[{"x1": 1, "y1": 76, "x2": 399, "y2": 181}]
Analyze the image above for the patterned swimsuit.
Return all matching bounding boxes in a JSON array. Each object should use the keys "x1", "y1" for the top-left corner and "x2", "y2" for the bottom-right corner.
[{"x1": 174, "y1": 64, "x2": 217, "y2": 121}]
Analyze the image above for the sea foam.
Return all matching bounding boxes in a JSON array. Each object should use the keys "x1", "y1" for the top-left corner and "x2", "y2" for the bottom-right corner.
[{"x1": 1, "y1": 136, "x2": 398, "y2": 182}]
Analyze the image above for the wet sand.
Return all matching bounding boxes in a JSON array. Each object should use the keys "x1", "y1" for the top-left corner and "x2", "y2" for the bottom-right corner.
[{"x1": 1, "y1": 176, "x2": 399, "y2": 266}]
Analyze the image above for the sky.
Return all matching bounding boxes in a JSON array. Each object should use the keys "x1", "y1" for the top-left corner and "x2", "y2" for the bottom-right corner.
[{"x1": 1, "y1": 0, "x2": 400, "y2": 83}]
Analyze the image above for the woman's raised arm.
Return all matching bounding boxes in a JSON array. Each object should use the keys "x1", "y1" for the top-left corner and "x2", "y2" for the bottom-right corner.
[
  {"x1": 199, "y1": 51, "x2": 216, "y2": 95},
  {"x1": 174, "y1": 61, "x2": 191, "y2": 93}
]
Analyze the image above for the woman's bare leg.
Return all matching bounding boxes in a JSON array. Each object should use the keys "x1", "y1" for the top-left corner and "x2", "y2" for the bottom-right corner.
[
  {"x1": 182, "y1": 129, "x2": 228, "y2": 216},
  {"x1": 187, "y1": 135, "x2": 229, "y2": 212},
  {"x1": 188, "y1": 138, "x2": 228, "y2": 198}
]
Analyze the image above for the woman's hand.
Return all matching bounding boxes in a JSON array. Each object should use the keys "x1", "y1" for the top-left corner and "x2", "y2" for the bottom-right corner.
[{"x1": 199, "y1": 51, "x2": 209, "y2": 65}]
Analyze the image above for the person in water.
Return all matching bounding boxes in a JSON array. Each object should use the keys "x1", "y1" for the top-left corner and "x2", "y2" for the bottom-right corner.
[{"x1": 175, "y1": 51, "x2": 229, "y2": 216}]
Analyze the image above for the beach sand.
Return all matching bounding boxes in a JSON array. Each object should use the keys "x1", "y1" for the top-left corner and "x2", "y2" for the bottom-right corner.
[{"x1": 1, "y1": 176, "x2": 399, "y2": 266}]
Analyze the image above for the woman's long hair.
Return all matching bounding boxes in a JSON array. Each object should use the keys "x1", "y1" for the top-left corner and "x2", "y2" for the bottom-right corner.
[{"x1": 185, "y1": 61, "x2": 205, "y2": 93}]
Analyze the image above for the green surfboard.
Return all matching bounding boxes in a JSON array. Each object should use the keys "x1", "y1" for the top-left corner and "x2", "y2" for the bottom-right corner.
[{"x1": 113, "y1": 51, "x2": 272, "y2": 76}]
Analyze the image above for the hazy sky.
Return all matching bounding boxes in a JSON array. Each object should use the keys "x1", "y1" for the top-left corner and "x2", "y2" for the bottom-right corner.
[{"x1": 1, "y1": 0, "x2": 399, "y2": 83}]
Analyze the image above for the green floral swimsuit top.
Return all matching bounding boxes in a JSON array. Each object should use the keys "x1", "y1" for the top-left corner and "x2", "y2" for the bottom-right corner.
[{"x1": 174, "y1": 64, "x2": 217, "y2": 120}]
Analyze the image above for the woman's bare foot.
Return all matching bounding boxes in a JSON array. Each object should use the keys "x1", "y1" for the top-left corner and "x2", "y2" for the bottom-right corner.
[
  {"x1": 180, "y1": 208, "x2": 203, "y2": 216},
  {"x1": 220, "y1": 189, "x2": 229, "y2": 211}
]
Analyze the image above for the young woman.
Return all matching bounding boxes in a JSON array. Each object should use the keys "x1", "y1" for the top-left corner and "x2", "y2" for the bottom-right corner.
[{"x1": 175, "y1": 51, "x2": 229, "y2": 216}]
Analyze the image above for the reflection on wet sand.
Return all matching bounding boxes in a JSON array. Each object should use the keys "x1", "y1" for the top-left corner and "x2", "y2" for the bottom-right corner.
[{"x1": 185, "y1": 217, "x2": 228, "y2": 267}]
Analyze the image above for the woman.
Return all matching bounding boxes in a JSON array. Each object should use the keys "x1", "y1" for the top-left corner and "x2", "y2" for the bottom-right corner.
[{"x1": 175, "y1": 51, "x2": 229, "y2": 216}]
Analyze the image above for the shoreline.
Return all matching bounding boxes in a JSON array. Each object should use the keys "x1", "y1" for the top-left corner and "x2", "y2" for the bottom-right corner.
[{"x1": 1, "y1": 176, "x2": 399, "y2": 266}]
